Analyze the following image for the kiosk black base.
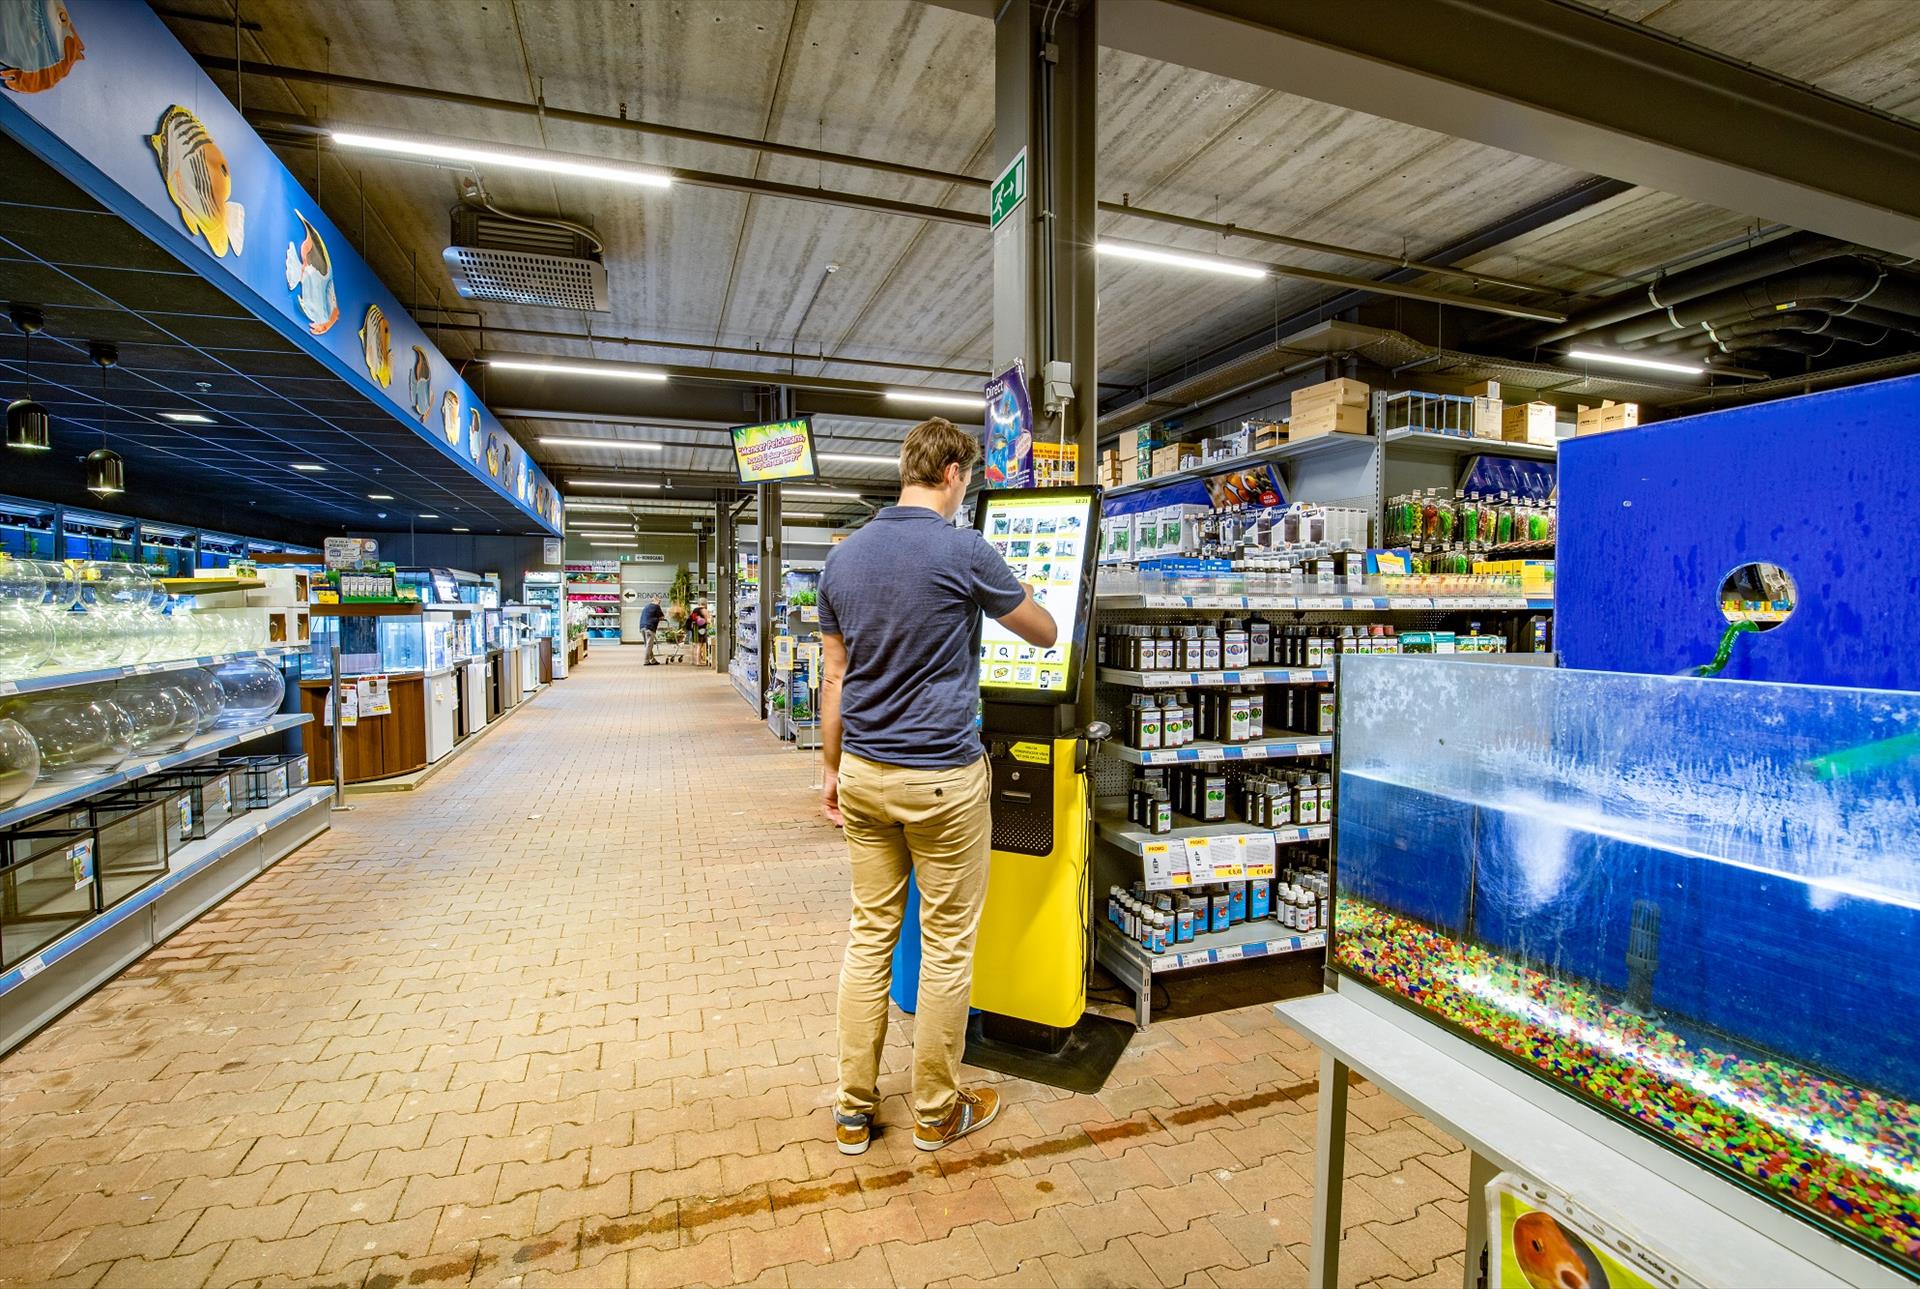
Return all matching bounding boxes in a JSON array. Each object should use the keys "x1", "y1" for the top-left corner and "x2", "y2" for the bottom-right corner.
[{"x1": 963, "y1": 1009, "x2": 1134, "y2": 1095}]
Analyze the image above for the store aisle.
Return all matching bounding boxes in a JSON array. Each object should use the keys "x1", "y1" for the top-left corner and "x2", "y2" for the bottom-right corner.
[{"x1": 0, "y1": 650, "x2": 1467, "y2": 1289}]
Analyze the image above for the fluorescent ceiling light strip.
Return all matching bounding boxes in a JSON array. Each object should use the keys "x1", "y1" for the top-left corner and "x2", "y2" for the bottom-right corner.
[
  {"x1": 782, "y1": 512, "x2": 828, "y2": 520},
  {"x1": 1096, "y1": 240, "x2": 1269, "y2": 280},
  {"x1": 884, "y1": 389, "x2": 982, "y2": 409},
  {"x1": 291, "y1": 463, "x2": 326, "y2": 472},
  {"x1": 159, "y1": 412, "x2": 213, "y2": 423},
  {"x1": 367, "y1": 493, "x2": 395, "y2": 500},
  {"x1": 782, "y1": 488, "x2": 861, "y2": 499},
  {"x1": 1565, "y1": 347, "x2": 1705, "y2": 376},
  {"x1": 562, "y1": 502, "x2": 638, "y2": 512},
  {"x1": 487, "y1": 359, "x2": 668, "y2": 382},
  {"x1": 538, "y1": 436, "x2": 665, "y2": 451},
  {"x1": 330, "y1": 130, "x2": 672, "y2": 189},
  {"x1": 418, "y1": 513, "x2": 439, "y2": 519},
  {"x1": 819, "y1": 452, "x2": 899, "y2": 467},
  {"x1": 569, "y1": 480, "x2": 662, "y2": 490}
]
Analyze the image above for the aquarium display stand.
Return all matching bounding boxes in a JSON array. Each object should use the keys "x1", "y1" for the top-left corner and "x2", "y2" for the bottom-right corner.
[{"x1": 1277, "y1": 982, "x2": 1888, "y2": 1289}]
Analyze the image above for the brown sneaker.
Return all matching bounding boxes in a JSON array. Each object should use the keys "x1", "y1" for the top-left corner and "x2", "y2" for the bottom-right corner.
[
  {"x1": 914, "y1": 1087, "x2": 999, "y2": 1152},
  {"x1": 834, "y1": 1111, "x2": 871, "y2": 1156}
]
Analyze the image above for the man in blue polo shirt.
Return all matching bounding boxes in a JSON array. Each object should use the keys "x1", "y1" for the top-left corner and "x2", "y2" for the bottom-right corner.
[{"x1": 818, "y1": 417, "x2": 1055, "y2": 1157}]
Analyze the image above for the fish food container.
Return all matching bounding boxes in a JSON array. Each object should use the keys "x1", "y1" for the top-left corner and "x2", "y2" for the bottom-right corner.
[{"x1": 0, "y1": 825, "x2": 98, "y2": 970}]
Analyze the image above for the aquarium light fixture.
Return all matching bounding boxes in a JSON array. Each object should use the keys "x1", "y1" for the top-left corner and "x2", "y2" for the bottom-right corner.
[
  {"x1": 486, "y1": 359, "x2": 669, "y2": 382},
  {"x1": 884, "y1": 389, "x2": 983, "y2": 409},
  {"x1": 290, "y1": 462, "x2": 326, "y2": 472},
  {"x1": 819, "y1": 452, "x2": 898, "y2": 468},
  {"x1": 1096, "y1": 240, "x2": 1269, "y2": 280},
  {"x1": 569, "y1": 479, "x2": 663, "y2": 490},
  {"x1": 158, "y1": 411, "x2": 214, "y2": 423},
  {"x1": 538, "y1": 435, "x2": 665, "y2": 452},
  {"x1": 1565, "y1": 347, "x2": 1705, "y2": 376},
  {"x1": 330, "y1": 130, "x2": 673, "y2": 189}
]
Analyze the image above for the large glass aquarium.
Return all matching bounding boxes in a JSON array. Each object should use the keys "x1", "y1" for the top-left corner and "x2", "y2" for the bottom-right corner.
[{"x1": 1333, "y1": 656, "x2": 1920, "y2": 1272}]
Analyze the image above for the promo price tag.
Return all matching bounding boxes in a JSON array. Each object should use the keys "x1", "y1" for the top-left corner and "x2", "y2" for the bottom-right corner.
[
  {"x1": 1216, "y1": 944, "x2": 1244, "y2": 962},
  {"x1": 1208, "y1": 834, "x2": 1245, "y2": 880},
  {"x1": 1183, "y1": 836, "x2": 1215, "y2": 883},
  {"x1": 1142, "y1": 841, "x2": 1180, "y2": 889}
]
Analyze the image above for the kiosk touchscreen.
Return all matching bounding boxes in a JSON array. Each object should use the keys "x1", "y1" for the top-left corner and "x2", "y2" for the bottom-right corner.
[{"x1": 974, "y1": 486, "x2": 1100, "y2": 704}]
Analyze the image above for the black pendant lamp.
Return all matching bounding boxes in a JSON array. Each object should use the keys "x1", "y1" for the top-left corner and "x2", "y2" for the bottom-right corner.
[
  {"x1": 84, "y1": 342, "x2": 124, "y2": 496},
  {"x1": 6, "y1": 305, "x2": 50, "y2": 452}
]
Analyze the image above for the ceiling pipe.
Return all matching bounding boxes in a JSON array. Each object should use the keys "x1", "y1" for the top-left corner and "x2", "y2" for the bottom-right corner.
[
  {"x1": 1595, "y1": 259, "x2": 1920, "y2": 346},
  {"x1": 1096, "y1": 199, "x2": 1553, "y2": 295},
  {"x1": 1531, "y1": 232, "x2": 1853, "y2": 345},
  {"x1": 409, "y1": 317, "x2": 986, "y2": 379}
]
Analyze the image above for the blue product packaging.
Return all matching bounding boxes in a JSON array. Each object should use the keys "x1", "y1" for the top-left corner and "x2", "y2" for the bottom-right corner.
[
  {"x1": 1228, "y1": 881, "x2": 1247, "y2": 923},
  {"x1": 1249, "y1": 880, "x2": 1271, "y2": 920}
]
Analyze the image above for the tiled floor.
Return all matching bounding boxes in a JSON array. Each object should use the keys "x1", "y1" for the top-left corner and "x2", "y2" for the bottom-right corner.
[{"x1": 0, "y1": 649, "x2": 1467, "y2": 1289}]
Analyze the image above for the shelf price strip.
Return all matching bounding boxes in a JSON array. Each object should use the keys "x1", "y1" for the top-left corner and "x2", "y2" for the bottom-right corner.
[{"x1": 1143, "y1": 929, "x2": 1328, "y2": 973}]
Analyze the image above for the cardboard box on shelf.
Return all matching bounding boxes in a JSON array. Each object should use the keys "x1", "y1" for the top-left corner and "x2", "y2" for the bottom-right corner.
[
  {"x1": 1151, "y1": 442, "x2": 1203, "y2": 475},
  {"x1": 1290, "y1": 377, "x2": 1370, "y2": 411},
  {"x1": 1248, "y1": 420, "x2": 1286, "y2": 451},
  {"x1": 1465, "y1": 380, "x2": 1500, "y2": 399},
  {"x1": 1576, "y1": 400, "x2": 1641, "y2": 435},
  {"x1": 1288, "y1": 403, "x2": 1369, "y2": 442},
  {"x1": 1501, "y1": 401, "x2": 1558, "y2": 445},
  {"x1": 1471, "y1": 396, "x2": 1503, "y2": 440}
]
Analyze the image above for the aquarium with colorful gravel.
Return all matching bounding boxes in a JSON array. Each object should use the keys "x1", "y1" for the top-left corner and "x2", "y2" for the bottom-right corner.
[{"x1": 1331, "y1": 656, "x2": 1920, "y2": 1274}]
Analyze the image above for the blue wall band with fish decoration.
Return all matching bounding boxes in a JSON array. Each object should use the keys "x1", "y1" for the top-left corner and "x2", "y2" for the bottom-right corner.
[{"x1": 0, "y1": 0, "x2": 560, "y2": 535}]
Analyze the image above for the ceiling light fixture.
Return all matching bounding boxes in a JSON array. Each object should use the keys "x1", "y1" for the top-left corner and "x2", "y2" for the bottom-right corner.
[
  {"x1": 6, "y1": 306, "x2": 50, "y2": 452},
  {"x1": 782, "y1": 488, "x2": 861, "y2": 499},
  {"x1": 561, "y1": 502, "x2": 638, "y2": 512},
  {"x1": 818, "y1": 452, "x2": 898, "y2": 467},
  {"x1": 1096, "y1": 239, "x2": 1269, "y2": 280},
  {"x1": 780, "y1": 511, "x2": 828, "y2": 519},
  {"x1": 587, "y1": 540, "x2": 637, "y2": 548},
  {"x1": 1565, "y1": 347, "x2": 1706, "y2": 376},
  {"x1": 84, "y1": 343, "x2": 124, "y2": 497},
  {"x1": 452, "y1": 527, "x2": 470, "y2": 532},
  {"x1": 538, "y1": 435, "x2": 666, "y2": 452},
  {"x1": 486, "y1": 359, "x2": 668, "y2": 382},
  {"x1": 367, "y1": 493, "x2": 395, "y2": 500},
  {"x1": 418, "y1": 513, "x2": 439, "y2": 519},
  {"x1": 569, "y1": 479, "x2": 662, "y2": 490},
  {"x1": 330, "y1": 130, "x2": 673, "y2": 189},
  {"x1": 291, "y1": 463, "x2": 327, "y2": 472},
  {"x1": 883, "y1": 389, "x2": 983, "y2": 410},
  {"x1": 158, "y1": 411, "x2": 214, "y2": 423}
]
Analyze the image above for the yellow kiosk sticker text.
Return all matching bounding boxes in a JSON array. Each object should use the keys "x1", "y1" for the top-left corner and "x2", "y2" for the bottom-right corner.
[{"x1": 1009, "y1": 741, "x2": 1052, "y2": 765}]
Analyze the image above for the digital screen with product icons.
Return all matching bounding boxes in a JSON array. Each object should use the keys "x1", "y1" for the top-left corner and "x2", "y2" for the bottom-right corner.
[{"x1": 975, "y1": 486, "x2": 1101, "y2": 704}]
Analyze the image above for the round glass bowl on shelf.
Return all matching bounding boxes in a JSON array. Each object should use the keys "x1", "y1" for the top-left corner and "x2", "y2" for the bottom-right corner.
[
  {"x1": 0, "y1": 691, "x2": 132, "y2": 781},
  {"x1": 112, "y1": 677, "x2": 201, "y2": 754},
  {"x1": 207, "y1": 658, "x2": 285, "y2": 729},
  {"x1": 0, "y1": 717, "x2": 39, "y2": 806},
  {"x1": 173, "y1": 667, "x2": 226, "y2": 733}
]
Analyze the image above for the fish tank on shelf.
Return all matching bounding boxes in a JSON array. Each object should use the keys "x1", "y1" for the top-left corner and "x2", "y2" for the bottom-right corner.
[
  {"x1": 1331, "y1": 656, "x2": 1920, "y2": 1275},
  {"x1": 301, "y1": 611, "x2": 426, "y2": 678}
]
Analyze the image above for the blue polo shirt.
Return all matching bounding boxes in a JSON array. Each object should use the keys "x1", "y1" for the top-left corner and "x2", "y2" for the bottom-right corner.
[{"x1": 819, "y1": 506, "x2": 1025, "y2": 768}]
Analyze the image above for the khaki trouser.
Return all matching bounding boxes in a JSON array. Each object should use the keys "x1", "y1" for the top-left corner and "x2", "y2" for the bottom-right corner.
[{"x1": 835, "y1": 751, "x2": 991, "y2": 1127}]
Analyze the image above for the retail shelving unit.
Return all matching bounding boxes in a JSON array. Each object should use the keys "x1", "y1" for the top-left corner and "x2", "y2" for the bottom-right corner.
[
  {"x1": 0, "y1": 649, "x2": 322, "y2": 1055},
  {"x1": 565, "y1": 562, "x2": 622, "y2": 641}
]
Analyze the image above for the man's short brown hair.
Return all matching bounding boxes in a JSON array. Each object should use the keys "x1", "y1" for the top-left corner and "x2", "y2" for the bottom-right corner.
[{"x1": 897, "y1": 417, "x2": 981, "y2": 488}]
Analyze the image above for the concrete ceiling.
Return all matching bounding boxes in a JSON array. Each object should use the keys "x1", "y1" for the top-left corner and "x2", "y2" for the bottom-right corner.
[{"x1": 150, "y1": 0, "x2": 1920, "y2": 478}]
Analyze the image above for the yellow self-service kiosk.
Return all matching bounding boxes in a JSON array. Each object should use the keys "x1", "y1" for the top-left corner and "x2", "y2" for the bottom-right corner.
[{"x1": 964, "y1": 486, "x2": 1132, "y2": 1090}]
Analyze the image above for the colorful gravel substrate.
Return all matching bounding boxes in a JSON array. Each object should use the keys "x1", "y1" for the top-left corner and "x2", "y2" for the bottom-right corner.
[{"x1": 1334, "y1": 897, "x2": 1920, "y2": 1269}]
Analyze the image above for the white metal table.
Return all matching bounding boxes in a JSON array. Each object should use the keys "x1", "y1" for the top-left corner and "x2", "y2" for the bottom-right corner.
[{"x1": 1275, "y1": 983, "x2": 1900, "y2": 1289}]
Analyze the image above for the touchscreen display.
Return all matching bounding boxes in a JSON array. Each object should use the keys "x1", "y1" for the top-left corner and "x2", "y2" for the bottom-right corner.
[{"x1": 976, "y1": 487, "x2": 1099, "y2": 702}]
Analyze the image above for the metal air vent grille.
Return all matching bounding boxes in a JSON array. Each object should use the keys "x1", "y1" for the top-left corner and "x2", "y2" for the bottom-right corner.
[{"x1": 442, "y1": 246, "x2": 610, "y2": 311}]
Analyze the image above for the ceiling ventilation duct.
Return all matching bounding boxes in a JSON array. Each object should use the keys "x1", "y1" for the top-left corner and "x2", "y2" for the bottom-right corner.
[{"x1": 444, "y1": 203, "x2": 609, "y2": 312}]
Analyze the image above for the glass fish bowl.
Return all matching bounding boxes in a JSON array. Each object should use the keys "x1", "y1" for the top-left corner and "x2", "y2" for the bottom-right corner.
[
  {"x1": 2, "y1": 692, "x2": 132, "y2": 781},
  {"x1": 0, "y1": 554, "x2": 42, "y2": 606},
  {"x1": 112, "y1": 677, "x2": 200, "y2": 753},
  {"x1": 207, "y1": 658, "x2": 284, "y2": 729},
  {"x1": 0, "y1": 602, "x2": 53, "y2": 680},
  {"x1": 1333, "y1": 656, "x2": 1920, "y2": 1276},
  {"x1": 172, "y1": 667, "x2": 226, "y2": 733},
  {"x1": 0, "y1": 717, "x2": 38, "y2": 806}
]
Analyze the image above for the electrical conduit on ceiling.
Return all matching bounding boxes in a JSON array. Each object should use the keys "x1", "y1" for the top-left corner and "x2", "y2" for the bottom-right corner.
[{"x1": 1593, "y1": 261, "x2": 1920, "y2": 348}]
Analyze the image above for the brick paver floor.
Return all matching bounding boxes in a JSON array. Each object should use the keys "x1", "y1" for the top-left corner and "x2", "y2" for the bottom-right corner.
[{"x1": 0, "y1": 649, "x2": 1467, "y2": 1288}]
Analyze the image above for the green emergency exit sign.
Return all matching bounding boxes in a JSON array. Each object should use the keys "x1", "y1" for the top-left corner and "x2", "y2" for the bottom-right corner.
[{"x1": 990, "y1": 150, "x2": 1027, "y2": 231}]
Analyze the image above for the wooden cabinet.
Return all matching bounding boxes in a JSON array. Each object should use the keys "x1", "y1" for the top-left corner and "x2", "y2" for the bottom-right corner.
[{"x1": 299, "y1": 676, "x2": 428, "y2": 784}]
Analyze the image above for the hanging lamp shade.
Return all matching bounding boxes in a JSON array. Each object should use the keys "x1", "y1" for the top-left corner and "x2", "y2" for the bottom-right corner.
[
  {"x1": 5, "y1": 398, "x2": 49, "y2": 450},
  {"x1": 85, "y1": 447, "x2": 124, "y2": 496},
  {"x1": 7, "y1": 305, "x2": 49, "y2": 451}
]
